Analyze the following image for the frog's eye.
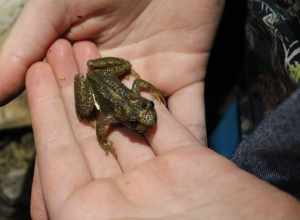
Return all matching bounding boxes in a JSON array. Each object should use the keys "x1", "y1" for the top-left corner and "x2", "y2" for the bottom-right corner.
[
  {"x1": 142, "y1": 101, "x2": 154, "y2": 109},
  {"x1": 149, "y1": 101, "x2": 154, "y2": 108},
  {"x1": 141, "y1": 102, "x2": 148, "y2": 109}
]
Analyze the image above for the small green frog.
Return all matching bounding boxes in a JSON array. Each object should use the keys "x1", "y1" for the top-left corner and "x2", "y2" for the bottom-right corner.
[{"x1": 74, "y1": 57, "x2": 164, "y2": 155}]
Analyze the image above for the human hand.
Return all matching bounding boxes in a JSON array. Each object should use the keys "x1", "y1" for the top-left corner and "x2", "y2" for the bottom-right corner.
[
  {"x1": 0, "y1": 0, "x2": 224, "y2": 106},
  {"x1": 27, "y1": 40, "x2": 300, "y2": 220}
]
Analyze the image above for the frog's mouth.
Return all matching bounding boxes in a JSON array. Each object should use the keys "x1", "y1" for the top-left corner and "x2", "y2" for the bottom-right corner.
[
  {"x1": 136, "y1": 124, "x2": 148, "y2": 134},
  {"x1": 124, "y1": 122, "x2": 147, "y2": 134},
  {"x1": 139, "y1": 109, "x2": 157, "y2": 127}
]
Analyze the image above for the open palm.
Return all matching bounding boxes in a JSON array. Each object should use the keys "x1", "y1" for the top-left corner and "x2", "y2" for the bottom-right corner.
[
  {"x1": 26, "y1": 40, "x2": 299, "y2": 220},
  {"x1": 1, "y1": 0, "x2": 223, "y2": 114}
]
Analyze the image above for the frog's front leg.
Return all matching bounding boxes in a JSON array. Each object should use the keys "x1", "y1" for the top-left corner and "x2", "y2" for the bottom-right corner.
[
  {"x1": 131, "y1": 79, "x2": 166, "y2": 105},
  {"x1": 96, "y1": 114, "x2": 117, "y2": 157},
  {"x1": 74, "y1": 74, "x2": 95, "y2": 119}
]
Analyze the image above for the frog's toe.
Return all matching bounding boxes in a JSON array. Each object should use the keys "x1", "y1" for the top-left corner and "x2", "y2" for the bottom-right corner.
[
  {"x1": 101, "y1": 140, "x2": 117, "y2": 157},
  {"x1": 152, "y1": 91, "x2": 166, "y2": 106},
  {"x1": 124, "y1": 69, "x2": 140, "y2": 80},
  {"x1": 130, "y1": 69, "x2": 141, "y2": 79}
]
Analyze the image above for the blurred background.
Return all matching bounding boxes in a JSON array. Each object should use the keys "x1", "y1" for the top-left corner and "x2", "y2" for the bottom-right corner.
[{"x1": 0, "y1": 0, "x2": 34, "y2": 219}]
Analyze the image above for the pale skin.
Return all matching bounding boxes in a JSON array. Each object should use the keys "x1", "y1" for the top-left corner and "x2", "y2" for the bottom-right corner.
[
  {"x1": 26, "y1": 40, "x2": 300, "y2": 220},
  {"x1": 2, "y1": 1, "x2": 217, "y2": 216},
  {"x1": 1, "y1": 0, "x2": 300, "y2": 219}
]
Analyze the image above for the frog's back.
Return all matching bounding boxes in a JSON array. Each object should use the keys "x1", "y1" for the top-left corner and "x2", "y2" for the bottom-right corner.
[
  {"x1": 88, "y1": 71, "x2": 135, "y2": 101},
  {"x1": 86, "y1": 72, "x2": 135, "y2": 117}
]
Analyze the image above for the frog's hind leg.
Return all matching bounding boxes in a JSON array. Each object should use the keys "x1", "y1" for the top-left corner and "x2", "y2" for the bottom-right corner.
[
  {"x1": 96, "y1": 114, "x2": 117, "y2": 157},
  {"x1": 88, "y1": 57, "x2": 132, "y2": 78},
  {"x1": 131, "y1": 79, "x2": 166, "y2": 105},
  {"x1": 74, "y1": 74, "x2": 95, "y2": 120}
]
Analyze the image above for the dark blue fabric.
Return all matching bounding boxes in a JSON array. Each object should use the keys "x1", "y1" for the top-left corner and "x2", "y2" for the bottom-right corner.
[
  {"x1": 209, "y1": 101, "x2": 240, "y2": 159},
  {"x1": 232, "y1": 88, "x2": 300, "y2": 199}
]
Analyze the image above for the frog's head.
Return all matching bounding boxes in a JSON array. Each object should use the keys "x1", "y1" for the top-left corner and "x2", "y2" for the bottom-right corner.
[
  {"x1": 136, "y1": 99, "x2": 157, "y2": 127},
  {"x1": 123, "y1": 98, "x2": 157, "y2": 134}
]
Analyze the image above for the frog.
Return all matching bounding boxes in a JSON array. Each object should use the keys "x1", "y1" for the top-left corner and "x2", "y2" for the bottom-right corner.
[{"x1": 74, "y1": 57, "x2": 165, "y2": 155}]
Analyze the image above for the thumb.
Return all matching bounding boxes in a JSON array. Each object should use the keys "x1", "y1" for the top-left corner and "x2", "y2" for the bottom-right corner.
[{"x1": 0, "y1": 0, "x2": 69, "y2": 105}]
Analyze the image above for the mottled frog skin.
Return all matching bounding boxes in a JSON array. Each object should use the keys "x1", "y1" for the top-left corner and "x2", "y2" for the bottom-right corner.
[{"x1": 74, "y1": 57, "x2": 164, "y2": 155}]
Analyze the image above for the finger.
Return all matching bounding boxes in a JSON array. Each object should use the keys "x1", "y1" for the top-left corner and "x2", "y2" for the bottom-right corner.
[
  {"x1": 74, "y1": 42, "x2": 156, "y2": 171},
  {"x1": 47, "y1": 39, "x2": 122, "y2": 178},
  {"x1": 168, "y1": 81, "x2": 207, "y2": 144},
  {"x1": 100, "y1": 49, "x2": 206, "y2": 96},
  {"x1": 31, "y1": 159, "x2": 48, "y2": 220},
  {"x1": 146, "y1": 101, "x2": 201, "y2": 155},
  {"x1": 0, "y1": 0, "x2": 69, "y2": 105},
  {"x1": 26, "y1": 62, "x2": 91, "y2": 215},
  {"x1": 108, "y1": 128, "x2": 155, "y2": 171}
]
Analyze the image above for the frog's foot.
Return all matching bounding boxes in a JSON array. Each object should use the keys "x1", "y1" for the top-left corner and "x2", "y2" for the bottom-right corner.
[
  {"x1": 90, "y1": 120, "x2": 96, "y2": 128},
  {"x1": 124, "y1": 69, "x2": 141, "y2": 80},
  {"x1": 100, "y1": 140, "x2": 117, "y2": 157},
  {"x1": 131, "y1": 69, "x2": 141, "y2": 79},
  {"x1": 132, "y1": 79, "x2": 166, "y2": 105},
  {"x1": 96, "y1": 114, "x2": 118, "y2": 157},
  {"x1": 152, "y1": 91, "x2": 166, "y2": 106}
]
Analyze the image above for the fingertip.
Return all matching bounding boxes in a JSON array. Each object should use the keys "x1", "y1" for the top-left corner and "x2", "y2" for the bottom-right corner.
[
  {"x1": 46, "y1": 39, "x2": 78, "y2": 85},
  {"x1": 73, "y1": 41, "x2": 100, "y2": 73},
  {"x1": 47, "y1": 39, "x2": 73, "y2": 58},
  {"x1": 0, "y1": 54, "x2": 27, "y2": 105},
  {"x1": 73, "y1": 41, "x2": 98, "y2": 50}
]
